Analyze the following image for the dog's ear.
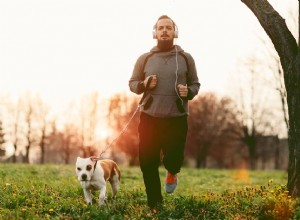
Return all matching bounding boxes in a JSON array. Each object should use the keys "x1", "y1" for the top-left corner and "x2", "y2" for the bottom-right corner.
[{"x1": 90, "y1": 156, "x2": 100, "y2": 162}]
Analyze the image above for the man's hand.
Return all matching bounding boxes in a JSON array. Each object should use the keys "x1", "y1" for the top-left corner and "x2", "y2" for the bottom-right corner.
[
  {"x1": 177, "y1": 84, "x2": 188, "y2": 98},
  {"x1": 143, "y1": 75, "x2": 157, "y2": 89}
]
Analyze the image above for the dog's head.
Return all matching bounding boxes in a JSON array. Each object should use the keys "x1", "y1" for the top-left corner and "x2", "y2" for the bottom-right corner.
[{"x1": 75, "y1": 156, "x2": 99, "y2": 182}]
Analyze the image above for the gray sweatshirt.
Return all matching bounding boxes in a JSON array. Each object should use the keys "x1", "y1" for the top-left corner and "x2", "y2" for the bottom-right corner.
[{"x1": 129, "y1": 45, "x2": 200, "y2": 118}]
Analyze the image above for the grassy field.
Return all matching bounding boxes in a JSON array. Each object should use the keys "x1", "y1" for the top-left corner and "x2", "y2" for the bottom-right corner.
[{"x1": 0, "y1": 163, "x2": 299, "y2": 219}]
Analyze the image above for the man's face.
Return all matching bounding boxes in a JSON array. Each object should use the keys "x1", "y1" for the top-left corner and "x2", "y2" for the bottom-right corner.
[{"x1": 156, "y1": 18, "x2": 175, "y2": 41}]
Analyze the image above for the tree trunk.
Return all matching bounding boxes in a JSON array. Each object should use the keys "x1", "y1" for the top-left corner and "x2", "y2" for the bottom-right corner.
[
  {"x1": 40, "y1": 130, "x2": 46, "y2": 164},
  {"x1": 274, "y1": 136, "x2": 280, "y2": 169},
  {"x1": 241, "y1": 126, "x2": 257, "y2": 170},
  {"x1": 40, "y1": 142, "x2": 45, "y2": 164},
  {"x1": 241, "y1": 0, "x2": 300, "y2": 196},
  {"x1": 249, "y1": 152, "x2": 256, "y2": 170},
  {"x1": 196, "y1": 143, "x2": 208, "y2": 168},
  {"x1": 286, "y1": 53, "x2": 300, "y2": 196},
  {"x1": 24, "y1": 145, "x2": 30, "y2": 163},
  {"x1": 12, "y1": 144, "x2": 17, "y2": 163}
]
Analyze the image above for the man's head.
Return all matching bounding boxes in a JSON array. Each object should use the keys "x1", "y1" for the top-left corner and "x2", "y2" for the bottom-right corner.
[
  {"x1": 153, "y1": 15, "x2": 178, "y2": 40},
  {"x1": 153, "y1": 15, "x2": 178, "y2": 50}
]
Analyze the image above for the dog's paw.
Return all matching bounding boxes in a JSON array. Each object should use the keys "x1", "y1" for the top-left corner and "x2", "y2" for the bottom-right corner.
[{"x1": 99, "y1": 199, "x2": 107, "y2": 206}]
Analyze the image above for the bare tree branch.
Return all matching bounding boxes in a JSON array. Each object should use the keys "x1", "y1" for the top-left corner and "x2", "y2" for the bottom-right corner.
[{"x1": 241, "y1": 0, "x2": 298, "y2": 73}]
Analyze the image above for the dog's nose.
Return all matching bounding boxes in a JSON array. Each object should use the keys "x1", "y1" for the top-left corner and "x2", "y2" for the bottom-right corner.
[{"x1": 81, "y1": 174, "x2": 87, "y2": 181}]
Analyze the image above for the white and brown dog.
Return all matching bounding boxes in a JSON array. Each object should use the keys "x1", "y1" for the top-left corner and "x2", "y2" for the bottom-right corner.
[{"x1": 75, "y1": 156, "x2": 120, "y2": 206}]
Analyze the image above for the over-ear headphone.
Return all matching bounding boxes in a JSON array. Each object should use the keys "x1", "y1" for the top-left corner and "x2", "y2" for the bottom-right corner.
[{"x1": 152, "y1": 23, "x2": 179, "y2": 39}]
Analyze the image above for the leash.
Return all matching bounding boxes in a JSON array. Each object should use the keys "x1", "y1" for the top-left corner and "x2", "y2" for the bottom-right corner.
[{"x1": 98, "y1": 76, "x2": 153, "y2": 158}]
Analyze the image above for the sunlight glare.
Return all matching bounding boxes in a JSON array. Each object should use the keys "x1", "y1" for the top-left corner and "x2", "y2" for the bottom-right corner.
[
  {"x1": 234, "y1": 160, "x2": 249, "y2": 183},
  {"x1": 96, "y1": 127, "x2": 111, "y2": 140}
]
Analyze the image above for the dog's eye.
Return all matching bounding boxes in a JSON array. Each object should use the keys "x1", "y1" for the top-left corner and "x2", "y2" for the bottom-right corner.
[
  {"x1": 86, "y1": 165, "x2": 92, "y2": 171},
  {"x1": 77, "y1": 167, "x2": 81, "y2": 171}
]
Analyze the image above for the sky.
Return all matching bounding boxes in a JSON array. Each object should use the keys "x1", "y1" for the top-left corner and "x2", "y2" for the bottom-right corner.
[{"x1": 0, "y1": 0, "x2": 297, "y2": 112}]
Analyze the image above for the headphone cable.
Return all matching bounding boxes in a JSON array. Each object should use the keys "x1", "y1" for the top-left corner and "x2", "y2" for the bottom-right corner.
[{"x1": 174, "y1": 44, "x2": 183, "y2": 105}]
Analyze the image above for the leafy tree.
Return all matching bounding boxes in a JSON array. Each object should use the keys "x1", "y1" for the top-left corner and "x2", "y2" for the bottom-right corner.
[
  {"x1": 187, "y1": 92, "x2": 242, "y2": 168},
  {"x1": 44, "y1": 121, "x2": 81, "y2": 164}
]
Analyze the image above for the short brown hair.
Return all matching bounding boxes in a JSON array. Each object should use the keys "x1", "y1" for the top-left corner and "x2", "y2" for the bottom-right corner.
[{"x1": 154, "y1": 15, "x2": 176, "y2": 30}]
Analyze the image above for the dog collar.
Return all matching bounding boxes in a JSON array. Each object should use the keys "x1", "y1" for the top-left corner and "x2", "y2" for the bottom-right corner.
[{"x1": 94, "y1": 160, "x2": 98, "y2": 171}]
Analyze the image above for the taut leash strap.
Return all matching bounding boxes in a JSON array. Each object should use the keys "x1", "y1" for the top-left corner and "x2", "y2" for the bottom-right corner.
[{"x1": 98, "y1": 76, "x2": 153, "y2": 158}]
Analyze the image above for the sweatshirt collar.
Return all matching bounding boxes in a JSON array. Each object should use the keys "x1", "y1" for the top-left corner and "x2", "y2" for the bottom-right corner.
[{"x1": 150, "y1": 45, "x2": 184, "y2": 53}]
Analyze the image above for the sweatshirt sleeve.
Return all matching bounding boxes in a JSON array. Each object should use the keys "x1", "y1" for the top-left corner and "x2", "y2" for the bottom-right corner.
[
  {"x1": 128, "y1": 54, "x2": 148, "y2": 95},
  {"x1": 185, "y1": 53, "x2": 200, "y2": 100}
]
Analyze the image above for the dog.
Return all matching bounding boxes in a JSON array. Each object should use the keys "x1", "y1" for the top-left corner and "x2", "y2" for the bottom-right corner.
[{"x1": 75, "y1": 156, "x2": 121, "y2": 206}]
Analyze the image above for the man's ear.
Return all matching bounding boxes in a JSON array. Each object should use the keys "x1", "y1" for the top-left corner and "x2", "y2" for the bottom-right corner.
[{"x1": 89, "y1": 156, "x2": 100, "y2": 162}]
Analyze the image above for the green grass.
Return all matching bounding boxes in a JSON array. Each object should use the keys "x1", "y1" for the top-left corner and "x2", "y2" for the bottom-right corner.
[{"x1": 0, "y1": 164, "x2": 298, "y2": 219}]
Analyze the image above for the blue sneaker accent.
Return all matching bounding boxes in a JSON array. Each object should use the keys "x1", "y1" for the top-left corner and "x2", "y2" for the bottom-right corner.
[{"x1": 165, "y1": 172, "x2": 178, "y2": 194}]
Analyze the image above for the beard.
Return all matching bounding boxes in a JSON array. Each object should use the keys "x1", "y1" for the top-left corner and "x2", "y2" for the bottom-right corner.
[{"x1": 157, "y1": 39, "x2": 174, "y2": 51}]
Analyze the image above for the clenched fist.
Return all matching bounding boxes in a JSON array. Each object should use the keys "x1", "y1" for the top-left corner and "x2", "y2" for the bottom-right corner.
[
  {"x1": 177, "y1": 84, "x2": 188, "y2": 98},
  {"x1": 143, "y1": 75, "x2": 157, "y2": 89}
]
